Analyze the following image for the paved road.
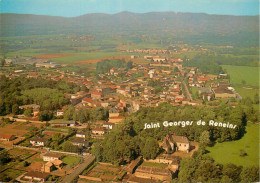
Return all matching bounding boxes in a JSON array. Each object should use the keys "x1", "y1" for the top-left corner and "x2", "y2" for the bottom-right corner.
[
  {"x1": 62, "y1": 154, "x2": 95, "y2": 183},
  {"x1": 182, "y1": 79, "x2": 192, "y2": 101}
]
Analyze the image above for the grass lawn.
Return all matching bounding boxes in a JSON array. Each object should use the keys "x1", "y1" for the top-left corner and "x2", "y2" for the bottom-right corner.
[
  {"x1": 62, "y1": 156, "x2": 81, "y2": 167},
  {"x1": 221, "y1": 65, "x2": 259, "y2": 87},
  {"x1": 207, "y1": 122, "x2": 259, "y2": 167},
  {"x1": 142, "y1": 161, "x2": 168, "y2": 168}
]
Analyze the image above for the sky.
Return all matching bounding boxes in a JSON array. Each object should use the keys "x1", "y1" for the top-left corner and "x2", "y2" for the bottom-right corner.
[{"x1": 0, "y1": 0, "x2": 259, "y2": 17}]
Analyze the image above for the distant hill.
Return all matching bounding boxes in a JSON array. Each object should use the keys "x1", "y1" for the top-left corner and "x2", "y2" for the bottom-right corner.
[
  {"x1": 0, "y1": 12, "x2": 258, "y2": 36},
  {"x1": 0, "y1": 12, "x2": 258, "y2": 47}
]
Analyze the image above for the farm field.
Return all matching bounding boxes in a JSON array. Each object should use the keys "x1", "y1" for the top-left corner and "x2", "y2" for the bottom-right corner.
[
  {"x1": 142, "y1": 161, "x2": 168, "y2": 168},
  {"x1": 0, "y1": 122, "x2": 29, "y2": 137},
  {"x1": 81, "y1": 163, "x2": 124, "y2": 182},
  {"x1": 207, "y1": 122, "x2": 259, "y2": 167},
  {"x1": 221, "y1": 65, "x2": 259, "y2": 87},
  {"x1": 51, "y1": 52, "x2": 130, "y2": 64}
]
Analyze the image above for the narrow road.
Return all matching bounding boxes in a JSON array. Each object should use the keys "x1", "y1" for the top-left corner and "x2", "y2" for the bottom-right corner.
[
  {"x1": 62, "y1": 154, "x2": 95, "y2": 183},
  {"x1": 182, "y1": 79, "x2": 192, "y2": 101}
]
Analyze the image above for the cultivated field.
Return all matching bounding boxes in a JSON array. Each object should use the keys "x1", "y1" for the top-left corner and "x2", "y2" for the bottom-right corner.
[
  {"x1": 81, "y1": 162, "x2": 124, "y2": 182},
  {"x1": 207, "y1": 122, "x2": 259, "y2": 167},
  {"x1": 34, "y1": 53, "x2": 72, "y2": 59},
  {"x1": 0, "y1": 122, "x2": 29, "y2": 137}
]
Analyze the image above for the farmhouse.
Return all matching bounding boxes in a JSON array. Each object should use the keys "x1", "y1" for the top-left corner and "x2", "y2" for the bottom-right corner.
[
  {"x1": 0, "y1": 133, "x2": 15, "y2": 141},
  {"x1": 161, "y1": 132, "x2": 190, "y2": 153},
  {"x1": 43, "y1": 152, "x2": 64, "y2": 162},
  {"x1": 30, "y1": 137, "x2": 48, "y2": 146},
  {"x1": 23, "y1": 171, "x2": 50, "y2": 182}
]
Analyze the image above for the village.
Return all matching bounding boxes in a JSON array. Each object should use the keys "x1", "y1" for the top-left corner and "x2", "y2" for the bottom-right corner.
[{"x1": 0, "y1": 51, "x2": 241, "y2": 182}]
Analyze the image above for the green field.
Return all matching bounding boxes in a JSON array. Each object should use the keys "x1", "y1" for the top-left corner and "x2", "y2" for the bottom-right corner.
[
  {"x1": 234, "y1": 86, "x2": 259, "y2": 100},
  {"x1": 207, "y1": 122, "x2": 259, "y2": 167},
  {"x1": 62, "y1": 156, "x2": 81, "y2": 167},
  {"x1": 221, "y1": 65, "x2": 259, "y2": 87}
]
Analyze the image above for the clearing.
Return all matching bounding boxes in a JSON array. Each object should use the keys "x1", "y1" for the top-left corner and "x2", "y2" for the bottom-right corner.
[{"x1": 207, "y1": 122, "x2": 259, "y2": 167}]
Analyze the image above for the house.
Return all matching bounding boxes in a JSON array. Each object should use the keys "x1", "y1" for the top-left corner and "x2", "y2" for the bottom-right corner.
[
  {"x1": 91, "y1": 91, "x2": 102, "y2": 99},
  {"x1": 23, "y1": 171, "x2": 50, "y2": 182},
  {"x1": 102, "y1": 122, "x2": 114, "y2": 130},
  {"x1": 199, "y1": 87, "x2": 213, "y2": 101},
  {"x1": 30, "y1": 137, "x2": 48, "y2": 146},
  {"x1": 76, "y1": 131, "x2": 87, "y2": 138},
  {"x1": 82, "y1": 97, "x2": 95, "y2": 107},
  {"x1": 109, "y1": 116, "x2": 125, "y2": 124},
  {"x1": 153, "y1": 56, "x2": 166, "y2": 62},
  {"x1": 71, "y1": 137, "x2": 89, "y2": 147},
  {"x1": 43, "y1": 152, "x2": 64, "y2": 162},
  {"x1": 92, "y1": 127, "x2": 105, "y2": 136},
  {"x1": 49, "y1": 120, "x2": 76, "y2": 127},
  {"x1": 43, "y1": 161, "x2": 56, "y2": 173},
  {"x1": 43, "y1": 159, "x2": 64, "y2": 172},
  {"x1": 0, "y1": 133, "x2": 15, "y2": 141},
  {"x1": 56, "y1": 110, "x2": 64, "y2": 116},
  {"x1": 19, "y1": 104, "x2": 40, "y2": 110},
  {"x1": 161, "y1": 132, "x2": 190, "y2": 153},
  {"x1": 109, "y1": 107, "x2": 120, "y2": 118}
]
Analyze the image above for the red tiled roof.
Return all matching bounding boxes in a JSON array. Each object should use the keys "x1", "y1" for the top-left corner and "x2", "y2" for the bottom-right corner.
[
  {"x1": 82, "y1": 97, "x2": 94, "y2": 103},
  {"x1": 109, "y1": 85, "x2": 117, "y2": 90},
  {"x1": 92, "y1": 91, "x2": 102, "y2": 95},
  {"x1": 0, "y1": 133, "x2": 14, "y2": 140},
  {"x1": 197, "y1": 77, "x2": 210, "y2": 81}
]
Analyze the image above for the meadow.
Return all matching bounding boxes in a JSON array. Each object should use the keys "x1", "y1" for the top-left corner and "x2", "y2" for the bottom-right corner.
[
  {"x1": 207, "y1": 122, "x2": 259, "y2": 167},
  {"x1": 221, "y1": 65, "x2": 259, "y2": 87}
]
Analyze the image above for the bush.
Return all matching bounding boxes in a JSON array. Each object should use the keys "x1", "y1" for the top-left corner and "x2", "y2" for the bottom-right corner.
[{"x1": 240, "y1": 149, "x2": 247, "y2": 157}]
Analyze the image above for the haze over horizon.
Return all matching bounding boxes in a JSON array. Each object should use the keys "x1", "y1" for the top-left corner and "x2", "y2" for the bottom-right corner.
[{"x1": 0, "y1": 0, "x2": 259, "y2": 17}]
